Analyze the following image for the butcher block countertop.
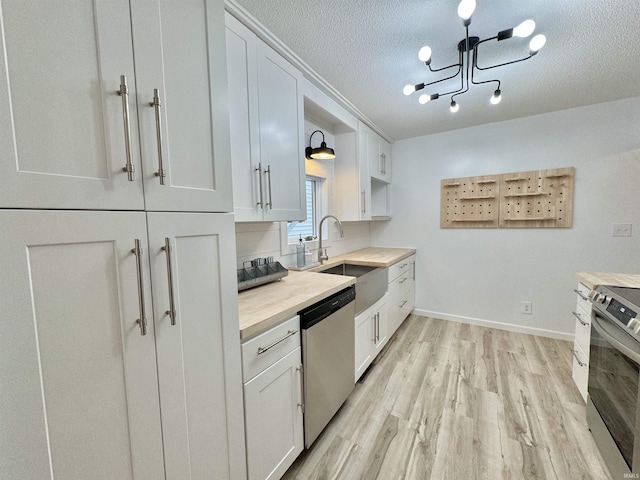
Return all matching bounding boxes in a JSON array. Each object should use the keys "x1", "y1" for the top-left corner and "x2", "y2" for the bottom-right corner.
[
  {"x1": 309, "y1": 247, "x2": 416, "y2": 271},
  {"x1": 574, "y1": 271, "x2": 640, "y2": 290},
  {"x1": 238, "y1": 247, "x2": 415, "y2": 339}
]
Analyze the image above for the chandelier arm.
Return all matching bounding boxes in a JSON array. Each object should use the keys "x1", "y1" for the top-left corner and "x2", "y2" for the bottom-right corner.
[
  {"x1": 474, "y1": 35, "x2": 533, "y2": 70},
  {"x1": 475, "y1": 54, "x2": 534, "y2": 71},
  {"x1": 451, "y1": 26, "x2": 472, "y2": 103},
  {"x1": 419, "y1": 63, "x2": 463, "y2": 88},
  {"x1": 428, "y1": 62, "x2": 462, "y2": 73},
  {"x1": 471, "y1": 47, "x2": 501, "y2": 89}
]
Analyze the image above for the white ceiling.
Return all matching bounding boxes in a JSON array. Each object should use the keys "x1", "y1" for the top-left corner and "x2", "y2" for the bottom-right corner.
[{"x1": 231, "y1": 0, "x2": 640, "y2": 141}]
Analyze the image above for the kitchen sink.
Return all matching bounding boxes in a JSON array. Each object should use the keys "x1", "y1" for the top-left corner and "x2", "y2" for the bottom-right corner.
[
  {"x1": 320, "y1": 263, "x2": 377, "y2": 278},
  {"x1": 319, "y1": 263, "x2": 387, "y2": 315}
]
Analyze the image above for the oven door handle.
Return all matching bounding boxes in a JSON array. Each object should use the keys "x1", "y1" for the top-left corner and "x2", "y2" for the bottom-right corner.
[{"x1": 592, "y1": 314, "x2": 640, "y2": 364}]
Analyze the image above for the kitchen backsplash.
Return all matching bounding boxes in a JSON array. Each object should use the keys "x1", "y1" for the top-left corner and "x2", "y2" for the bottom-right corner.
[{"x1": 235, "y1": 221, "x2": 371, "y2": 269}]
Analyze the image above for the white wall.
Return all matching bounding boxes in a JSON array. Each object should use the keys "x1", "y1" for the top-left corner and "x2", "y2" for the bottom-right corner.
[{"x1": 372, "y1": 97, "x2": 640, "y2": 339}]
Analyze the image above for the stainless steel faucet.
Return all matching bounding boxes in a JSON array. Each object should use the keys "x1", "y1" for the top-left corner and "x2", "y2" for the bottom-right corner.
[{"x1": 317, "y1": 215, "x2": 344, "y2": 264}]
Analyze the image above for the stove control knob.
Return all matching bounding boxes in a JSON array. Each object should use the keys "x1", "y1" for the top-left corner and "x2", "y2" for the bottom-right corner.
[
  {"x1": 629, "y1": 317, "x2": 640, "y2": 334},
  {"x1": 591, "y1": 292, "x2": 603, "y2": 303}
]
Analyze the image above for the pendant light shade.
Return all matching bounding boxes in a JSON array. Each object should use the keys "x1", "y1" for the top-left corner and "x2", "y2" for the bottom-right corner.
[{"x1": 305, "y1": 130, "x2": 336, "y2": 160}]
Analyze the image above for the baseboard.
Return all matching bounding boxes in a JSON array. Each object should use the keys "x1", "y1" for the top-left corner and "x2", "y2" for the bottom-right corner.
[{"x1": 412, "y1": 309, "x2": 574, "y2": 342}]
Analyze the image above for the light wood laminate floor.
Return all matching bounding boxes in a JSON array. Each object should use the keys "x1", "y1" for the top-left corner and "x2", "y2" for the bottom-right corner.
[{"x1": 283, "y1": 315, "x2": 612, "y2": 480}]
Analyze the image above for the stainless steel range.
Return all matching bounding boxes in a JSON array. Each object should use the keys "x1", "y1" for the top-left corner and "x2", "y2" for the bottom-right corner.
[{"x1": 588, "y1": 285, "x2": 640, "y2": 478}]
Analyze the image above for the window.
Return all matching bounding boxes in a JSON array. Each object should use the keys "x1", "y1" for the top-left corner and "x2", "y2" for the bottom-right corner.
[{"x1": 287, "y1": 178, "x2": 317, "y2": 243}]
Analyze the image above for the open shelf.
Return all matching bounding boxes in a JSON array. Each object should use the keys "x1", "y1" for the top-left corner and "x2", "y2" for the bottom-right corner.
[
  {"x1": 503, "y1": 177, "x2": 527, "y2": 183},
  {"x1": 475, "y1": 180, "x2": 496, "y2": 184},
  {"x1": 503, "y1": 217, "x2": 556, "y2": 222},
  {"x1": 503, "y1": 192, "x2": 549, "y2": 198},
  {"x1": 450, "y1": 218, "x2": 495, "y2": 222},
  {"x1": 459, "y1": 195, "x2": 496, "y2": 200},
  {"x1": 443, "y1": 183, "x2": 461, "y2": 187}
]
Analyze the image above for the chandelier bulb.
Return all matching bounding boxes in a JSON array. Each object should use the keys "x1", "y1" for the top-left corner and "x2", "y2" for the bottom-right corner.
[
  {"x1": 418, "y1": 45, "x2": 432, "y2": 64},
  {"x1": 450, "y1": 100, "x2": 460, "y2": 113},
  {"x1": 403, "y1": 84, "x2": 415, "y2": 96},
  {"x1": 529, "y1": 34, "x2": 547, "y2": 54},
  {"x1": 490, "y1": 89, "x2": 502, "y2": 105},
  {"x1": 457, "y1": 0, "x2": 476, "y2": 21},
  {"x1": 513, "y1": 19, "x2": 535, "y2": 38},
  {"x1": 419, "y1": 94, "x2": 430, "y2": 104}
]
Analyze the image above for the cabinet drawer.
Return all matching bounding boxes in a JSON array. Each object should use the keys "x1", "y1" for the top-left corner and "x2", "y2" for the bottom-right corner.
[
  {"x1": 571, "y1": 342, "x2": 589, "y2": 403},
  {"x1": 573, "y1": 305, "x2": 591, "y2": 357},
  {"x1": 387, "y1": 271, "x2": 413, "y2": 301},
  {"x1": 574, "y1": 282, "x2": 592, "y2": 314},
  {"x1": 241, "y1": 316, "x2": 300, "y2": 382},
  {"x1": 388, "y1": 255, "x2": 414, "y2": 283}
]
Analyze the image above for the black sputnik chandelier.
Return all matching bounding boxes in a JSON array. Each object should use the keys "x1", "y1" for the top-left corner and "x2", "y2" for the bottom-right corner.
[{"x1": 403, "y1": 0, "x2": 547, "y2": 112}]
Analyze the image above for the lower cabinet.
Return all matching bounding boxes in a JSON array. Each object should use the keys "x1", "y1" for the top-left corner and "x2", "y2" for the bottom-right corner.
[
  {"x1": 387, "y1": 255, "x2": 416, "y2": 337},
  {"x1": 241, "y1": 316, "x2": 304, "y2": 480},
  {"x1": 354, "y1": 296, "x2": 388, "y2": 382},
  {"x1": 571, "y1": 282, "x2": 593, "y2": 403},
  {"x1": 0, "y1": 210, "x2": 245, "y2": 479}
]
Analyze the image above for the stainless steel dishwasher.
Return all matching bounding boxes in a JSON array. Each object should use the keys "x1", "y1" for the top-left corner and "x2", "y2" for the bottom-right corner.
[{"x1": 298, "y1": 285, "x2": 356, "y2": 448}]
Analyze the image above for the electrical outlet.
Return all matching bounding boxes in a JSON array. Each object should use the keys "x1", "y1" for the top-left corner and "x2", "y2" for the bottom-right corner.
[
  {"x1": 612, "y1": 223, "x2": 632, "y2": 237},
  {"x1": 521, "y1": 301, "x2": 533, "y2": 315}
]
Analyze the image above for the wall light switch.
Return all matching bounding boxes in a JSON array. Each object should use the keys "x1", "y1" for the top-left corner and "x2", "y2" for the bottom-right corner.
[{"x1": 612, "y1": 223, "x2": 632, "y2": 237}]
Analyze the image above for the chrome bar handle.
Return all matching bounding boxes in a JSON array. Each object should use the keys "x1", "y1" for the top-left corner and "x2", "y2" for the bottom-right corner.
[
  {"x1": 572, "y1": 349, "x2": 586, "y2": 367},
  {"x1": 361, "y1": 190, "x2": 366, "y2": 214},
  {"x1": 399, "y1": 277, "x2": 408, "y2": 284},
  {"x1": 151, "y1": 89, "x2": 166, "y2": 185},
  {"x1": 399, "y1": 300, "x2": 408, "y2": 308},
  {"x1": 574, "y1": 288, "x2": 588, "y2": 301},
  {"x1": 118, "y1": 75, "x2": 135, "y2": 181},
  {"x1": 296, "y1": 365, "x2": 305, "y2": 413},
  {"x1": 161, "y1": 238, "x2": 177, "y2": 326},
  {"x1": 377, "y1": 313, "x2": 380, "y2": 342},
  {"x1": 257, "y1": 330, "x2": 297, "y2": 355},
  {"x1": 255, "y1": 163, "x2": 264, "y2": 208},
  {"x1": 572, "y1": 311, "x2": 588, "y2": 326},
  {"x1": 132, "y1": 239, "x2": 147, "y2": 335},
  {"x1": 265, "y1": 165, "x2": 273, "y2": 209},
  {"x1": 372, "y1": 315, "x2": 377, "y2": 344}
]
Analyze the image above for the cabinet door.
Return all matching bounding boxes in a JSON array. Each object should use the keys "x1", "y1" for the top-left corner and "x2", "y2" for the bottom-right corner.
[
  {"x1": 257, "y1": 42, "x2": 306, "y2": 222},
  {"x1": 0, "y1": 1, "x2": 144, "y2": 210},
  {"x1": 244, "y1": 348, "x2": 304, "y2": 480},
  {"x1": 132, "y1": 0, "x2": 233, "y2": 212},
  {"x1": 225, "y1": 13, "x2": 264, "y2": 222},
  {"x1": 357, "y1": 123, "x2": 372, "y2": 221},
  {"x1": 0, "y1": 210, "x2": 164, "y2": 479},
  {"x1": 379, "y1": 139, "x2": 392, "y2": 183},
  {"x1": 374, "y1": 301, "x2": 389, "y2": 355},
  {"x1": 146, "y1": 212, "x2": 246, "y2": 479},
  {"x1": 355, "y1": 309, "x2": 374, "y2": 381}
]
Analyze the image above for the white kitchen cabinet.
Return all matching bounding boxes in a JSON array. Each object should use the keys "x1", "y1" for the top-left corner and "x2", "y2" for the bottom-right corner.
[
  {"x1": 387, "y1": 255, "x2": 416, "y2": 336},
  {"x1": 354, "y1": 296, "x2": 388, "y2": 381},
  {"x1": 0, "y1": 0, "x2": 232, "y2": 212},
  {"x1": 572, "y1": 282, "x2": 592, "y2": 403},
  {"x1": 241, "y1": 316, "x2": 304, "y2": 480},
  {"x1": 334, "y1": 121, "x2": 393, "y2": 221},
  {"x1": 0, "y1": 210, "x2": 245, "y2": 479},
  {"x1": 225, "y1": 13, "x2": 306, "y2": 222},
  {"x1": 366, "y1": 124, "x2": 392, "y2": 184}
]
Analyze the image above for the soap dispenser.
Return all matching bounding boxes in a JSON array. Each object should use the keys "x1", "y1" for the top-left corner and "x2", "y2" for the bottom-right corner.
[{"x1": 296, "y1": 236, "x2": 305, "y2": 267}]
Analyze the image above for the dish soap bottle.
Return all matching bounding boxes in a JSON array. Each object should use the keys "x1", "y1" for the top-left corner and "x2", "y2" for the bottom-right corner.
[{"x1": 296, "y1": 236, "x2": 305, "y2": 268}]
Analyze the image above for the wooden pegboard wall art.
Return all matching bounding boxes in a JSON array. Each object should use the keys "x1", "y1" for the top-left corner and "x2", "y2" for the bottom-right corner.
[
  {"x1": 499, "y1": 167, "x2": 574, "y2": 228},
  {"x1": 440, "y1": 175, "x2": 500, "y2": 228},
  {"x1": 440, "y1": 167, "x2": 575, "y2": 228}
]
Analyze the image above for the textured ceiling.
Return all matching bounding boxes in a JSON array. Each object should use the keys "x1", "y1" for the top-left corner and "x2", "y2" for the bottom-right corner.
[{"x1": 231, "y1": 0, "x2": 640, "y2": 141}]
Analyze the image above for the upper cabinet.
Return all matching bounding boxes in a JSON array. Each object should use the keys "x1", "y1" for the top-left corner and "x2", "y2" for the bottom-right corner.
[
  {"x1": 334, "y1": 121, "x2": 392, "y2": 221},
  {"x1": 0, "y1": 0, "x2": 232, "y2": 212},
  {"x1": 363, "y1": 123, "x2": 392, "y2": 183},
  {"x1": 225, "y1": 13, "x2": 306, "y2": 222}
]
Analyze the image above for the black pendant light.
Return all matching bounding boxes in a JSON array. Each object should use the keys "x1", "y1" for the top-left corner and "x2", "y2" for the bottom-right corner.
[{"x1": 305, "y1": 130, "x2": 336, "y2": 160}]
